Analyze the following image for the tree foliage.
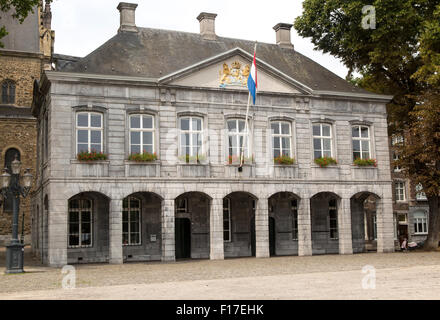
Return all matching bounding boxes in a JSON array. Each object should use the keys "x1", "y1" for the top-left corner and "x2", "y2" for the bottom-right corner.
[
  {"x1": 0, "y1": 0, "x2": 42, "y2": 47},
  {"x1": 295, "y1": 0, "x2": 440, "y2": 249}
]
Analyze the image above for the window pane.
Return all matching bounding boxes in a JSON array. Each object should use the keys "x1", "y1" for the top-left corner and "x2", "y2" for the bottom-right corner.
[
  {"x1": 91, "y1": 131, "x2": 101, "y2": 144},
  {"x1": 273, "y1": 137, "x2": 280, "y2": 148},
  {"x1": 77, "y1": 130, "x2": 88, "y2": 143},
  {"x1": 193, "y1": 118, "x2": 202, "y2": 131},
  {"x1": 314, "y1": 151, "x2": 322, "y2": 159},
  {"x1": 122, "y1": 233, "x2": 128, "y2": 244},
  {"x1": 69, "y1": 212, "x2": 79, "y2": 223},
  {"x1": 131, "y1": 131, "x2": 140, "y2": 145},
  {"x1": 227, "y1": 120, "x2": 236, "y2": 132},
  {"x1": 361, "y1": 127, "x2": 369, "y2": 138},
  {"x1": 323, "y1": 150, "x2": 332, "y2": 157},
  {"x1": 144, "y1": 145, "x2": 153, "y2": 154},
  {"x1": 69, "y1": 222, "x2": 79, "y2": 234},
  {"x1": 352, "y1": 140, "x2": 360, "y2": 152},
  {"x1": 224, "y1": 231, "x2": 230, "y2": 241},
  {"x1": 77, "y1": 113, "x2": 88, "y2": 127},
  {"x1": 312, "y1": 125, "x2": 320, "y2": 136},
  {"x1": 361, "y1": 140, "x2": 370, "y2": 152},
  {"x1": 322, "y1": 125, "x2": 331, "y2": 137},
  {"x1": 313, "y1": 138, "x2": 321, "y2": 151},
  {"x1": 82, "y1": 222, "x2": 91, "y2": 234},
  {"x1": 143, "y1": 116, "x2": 153, "y2": 129},
  {"x1": 90, "y1": 144, "x2": 101, "y2": 152},
  {"x1": 281, "y1": 137, "x2": 290, "y2": 150},
  {"x1": 131, "y1": 145, "x2": 141, "y2": 154},
  {"x1": 143, "y1": 132, "x2": 153, "y2": 146},
  {"x1": 90, "y1": 114, "x2": 101, "y2": 128},
  {"x1": 69, "y1": 235, "x2": 79, "y2": 246},
  {"x1": 77, "y1": 144, "x2": 88, "y2": 153},
  {"x1": 281, "y1": 123, "x2": 290, "y2": 135},
  {"x1": 131, "y1": 116, "x2": 141, "y2": 129},
  {"x1": 273, "y1": 149, "x2": 281, "y2": 158},
  {"x1": 353, "y1": 151, "x2": 361, "y2": 160},
  {"x1": 238, "y1": 120, "x2": 245, "y2": 132},
  {"x1": 81, "y1": 211, "x2": 91, "y2": 222},
  {"x1": 271, "y1": 122, "x2": 279, "y2": 134},
  {"x1": 69, "y1": 199, "x2": 79, "y2": 210},
  {"x1": 181, "y1": 118, "x2": 190, "y2": 131},
  {"x1": 323, "y1": 138, "x2": 331, "y2": 151},
  {"x1": 130, "y1": 198, "x2": 140, "y2": 208},
  {"x1": 352, "y1": 126, "x2": 360, "y2": 138},
  {"x1": 362, "y1": 151, "x2": 370, "y2": 159}
]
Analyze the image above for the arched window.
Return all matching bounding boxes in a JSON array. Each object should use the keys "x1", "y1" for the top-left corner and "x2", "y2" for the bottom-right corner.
[
  {"x1": 1, "y1": 80, "x2": 16, "y2": 104},
  {"x1": 2, "y1": 148, "x2": 20, "y2": 213}
]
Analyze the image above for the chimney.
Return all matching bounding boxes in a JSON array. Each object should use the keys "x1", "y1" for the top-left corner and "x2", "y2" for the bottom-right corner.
[
  {"x1": 117, "y1": 2, "x2": 138, "y2": 33},
  {"x1": 197, "y1": 12, "x2": 217, "y2": 40},
  {"x1": 273, "y1": 23, "x2": 294, "y2": 49}
]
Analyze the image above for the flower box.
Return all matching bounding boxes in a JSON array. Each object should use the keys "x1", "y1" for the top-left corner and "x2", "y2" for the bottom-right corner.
[
  {"x1": 71, "y1": 160, "x2": 109, "y2": 177},
  {"x1": 128, "y1": 152, "x2": 157, "y2": 162},
  {"x1": 353, "y1": 158, "x2": 377, "y2": 167},
  {"x1": 273, "y1": 155, "x2": 295, "y2": 165},
  {"x1": 178, "y1": 154, "x2": 207, "y2": 164},
  {"x1": 314, "y1": 157, "x2": 338, "y2": 167},
  {"x1": 77, "y1": 150, "x2": 108, "y2": 162}
]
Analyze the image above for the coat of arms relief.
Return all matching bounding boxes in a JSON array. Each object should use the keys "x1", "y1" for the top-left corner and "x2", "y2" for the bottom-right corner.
[{"x1": 219, "y1": 61, "x2": 250, "y2": 88}]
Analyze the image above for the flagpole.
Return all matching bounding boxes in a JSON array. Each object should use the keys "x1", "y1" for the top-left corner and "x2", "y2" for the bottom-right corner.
[{"x1": 239, "y1": 41, "x2": 257, "y2": 170}]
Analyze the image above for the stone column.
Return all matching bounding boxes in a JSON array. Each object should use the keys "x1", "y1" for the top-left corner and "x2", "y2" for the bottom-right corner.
[
  {"x1": 255, "y1": 197, "x2": 269, "y2": 258},
  {"x1": 210, "y1": 198, "x2": 224, "y2": 260},
  {"x1": 298, "y1": 197, "x2": 313, "y2": 256},
  {"x1": 338, "y1": 198, "x2": 353, "y2": 255},
  {"x1": 47, "y1": 197, "x2": 68, "y2": 267},
  {"x1": 161, "y1": 198, "x2": 175, "y2": 261},
  {"x1": 109, "y1": 198, "x2": 123, "y2": 264},
  {"x1": 377, "y1": 197, "x2": 395, "y2": 253}
]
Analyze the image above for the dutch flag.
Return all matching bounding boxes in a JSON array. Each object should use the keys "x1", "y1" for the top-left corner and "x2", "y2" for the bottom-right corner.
[{"x1": 247, "y1": 51, "x2": 257, "y2": 105}]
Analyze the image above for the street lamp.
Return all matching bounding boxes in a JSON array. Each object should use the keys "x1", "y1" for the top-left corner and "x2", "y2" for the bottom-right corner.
[{"x1": 0, "y1": 156, "x2": 33, "y2": 274}]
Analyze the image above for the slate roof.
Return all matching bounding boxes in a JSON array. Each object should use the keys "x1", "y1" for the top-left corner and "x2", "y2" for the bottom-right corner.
[{"x1": 60, "y1": 28, "x2": 368, "y2": 94}]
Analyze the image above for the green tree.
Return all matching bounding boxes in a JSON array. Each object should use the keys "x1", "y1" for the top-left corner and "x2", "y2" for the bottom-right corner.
[
  {"x1": 295, "y1": 0, "x2": 440, "y2": 250},
  {"x1": 0, "y1": 0, "x2": 42, "y2": 47}
]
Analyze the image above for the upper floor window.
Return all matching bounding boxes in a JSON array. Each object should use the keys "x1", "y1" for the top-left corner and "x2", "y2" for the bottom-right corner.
[
  {"x1": 352, "y1": 125, "x2": 370, "y2": 160},
  {"x1": 180, "y1": 117, "x2": 203, "y2": 162},
  {"x1": 313, "y1": 123, "x2": 332, "y2": 159},
  {"x1": 415, "y1": 183, "x2": 427, "y2": 201},
  {"x1": 129, "y1": 114, "x2": 154, "y2": 154},
  {"x1": 413, "y1": 211, "x2": 428, "y2": 234},
  {"x1": 271, "y1": 121, "x2": 292, "y2": 158},
  {"x1": 1, "y1": 80, "x2": 15, "y2": 104},
  {"x1": 392, "y1": 135, "x2": 404, "y2": 146},
  {"x1": 227, "y1": 119, "x2": 249, "y2": 161},
  {"x1": 395, "y1": 181, "x2": 406, "y2": 201},
  {"x1": 68, "y1": 198, "x2": 93, "y2": 248},
  {"x1": 76, "y1": 112, "x2": 103, "y2": 153},
  {"x1": 122, "y1": 196, "x2": 141, "y2": 246}
]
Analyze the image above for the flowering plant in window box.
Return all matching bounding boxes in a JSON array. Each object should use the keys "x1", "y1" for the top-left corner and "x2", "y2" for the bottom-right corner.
[
  {"x1": 314, "y1": 156, "x2": 337, "y2": 167},
  {"x1": 128, "y1": 152, "x2": 157, "y2": 162},
  {"x1": 274, "y1": 155, "x2": 295, "y2": 165},
  {"x1": 77, "y1": 150, "x2": 108, "y2": 161},
  {"x1": 353, "y1": 158, "x2": 377, "y2": 167},
  {"x1": 227, "y1": 155, "x2": 253, "y2": 165},
  {"x1": 178, "y1": 154, "x2": 206, "y2": 164}
]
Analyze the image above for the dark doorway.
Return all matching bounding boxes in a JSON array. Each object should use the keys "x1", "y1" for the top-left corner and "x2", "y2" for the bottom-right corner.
[
  {"x1": 250, "y1": 217, "x2": 256, "y2": 257},
  {"x1": 269, "y1": 217, "x2": 276, "y2": 256},
  {"x1": 175, "y1": 218, "x2": 191, "y2": 259}
]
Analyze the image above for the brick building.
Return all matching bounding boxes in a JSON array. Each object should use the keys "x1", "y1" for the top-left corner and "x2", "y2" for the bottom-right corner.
[
  {"x1": 31, "y1": 3, "x2": 396, "y2": 267},
  {"x1": 0, "y1": 1, "x2": 54, "y2": 245}
]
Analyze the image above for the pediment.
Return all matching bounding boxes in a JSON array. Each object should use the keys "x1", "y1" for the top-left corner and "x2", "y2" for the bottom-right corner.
[{"x1": 159, "y1": 48, "x2": 311, "y2": 95}]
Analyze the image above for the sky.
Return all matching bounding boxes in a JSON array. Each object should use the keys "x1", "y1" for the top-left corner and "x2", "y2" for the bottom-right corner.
[{"x1": 50, "y1": 0, "x2": 349, "y2": 79}]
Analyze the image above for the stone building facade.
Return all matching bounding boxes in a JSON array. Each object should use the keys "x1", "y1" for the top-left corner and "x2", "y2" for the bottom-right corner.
[
  {"x1": 0, "y1": 1, "x2": 53, "y2": 245},
  {"x1": 31, "y1": 3, "x2": 395, "y2": 267}
]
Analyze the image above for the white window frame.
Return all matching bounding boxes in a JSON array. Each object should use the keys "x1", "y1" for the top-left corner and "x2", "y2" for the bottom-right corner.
[
  {"x1": 271, "y1": 121, "x2": 292, "y2": 159},
  {"x1": 176, "y1": 198, "x2": 188, "y2": 213},
  {"x1": 291, "y1": 200, "x2": 298, "y2": 240},
  {"x1": 76, "y1": 112, "x2": 103, "y2": 154},
  {"x1": 227, "y1": 119, "x2": 250, "y2": 161},
  {"x1": 122, "y1": 196, "x2": 142, "y2": 246},
  {"x1": 313, "y1": 123, "x2": 333, "y2": 159},
  {"x1": 68, "y1": 199, "x2": 93, "y2": 248},
  {"x1": 129, "y1": 114, "x2": 155, "y2": 155},
  {"x1": 352, "y1": 125, "x2": 371, "y2": 160},
  {"x1": 392, "y1": 135, "x2": 404, "y2": 146},
  {"x1": 179, "y1": 116, "x2": 203, "y2": 159},
  {"x1": 413, "y1": 211, "x2": 428, "y2": 235},
  {"x1": 395, "y1": 182, "x2": 406, "y2": 202},
  {"x1": 329, "y1": 200, "x2": 338, "y2": 240},
  {"x1": 223, "y1": 198, "x2": 231, "y2": 242}
]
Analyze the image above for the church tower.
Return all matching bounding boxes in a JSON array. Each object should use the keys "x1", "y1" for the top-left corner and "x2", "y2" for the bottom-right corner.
[{"x1": 0, "y1": 1, "x2": 54, "y2": 246}]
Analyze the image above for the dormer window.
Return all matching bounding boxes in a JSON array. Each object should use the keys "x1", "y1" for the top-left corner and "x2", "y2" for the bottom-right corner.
[{"x1": 1, "y1": 80, "x2": 15, "y2": 104}]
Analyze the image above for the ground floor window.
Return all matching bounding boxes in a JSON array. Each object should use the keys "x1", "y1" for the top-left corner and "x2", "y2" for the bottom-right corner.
[
  {"x1": 413, "y1": 211, "x2": 428, "y2": 235},
  {"x1": 329, "y1": 199, "x2": 338, "y2": 240},
  {"x1": 291, "y1": 200, "x2": 298, "y2": 240},
  {"x1": 122, "y1": 196, "x2": 141, "y2": 245},
  {"x1": 223, "y1": 198, "x2": 231, "y2": 242},
  {"x1": 68, "y1": 199, "x2": 93, "y2": 248}
]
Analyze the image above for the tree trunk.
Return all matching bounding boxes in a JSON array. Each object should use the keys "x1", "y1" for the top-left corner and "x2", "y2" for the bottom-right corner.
[{"x1": 424, "y1": 195, "x2": 440, "y2": 250}]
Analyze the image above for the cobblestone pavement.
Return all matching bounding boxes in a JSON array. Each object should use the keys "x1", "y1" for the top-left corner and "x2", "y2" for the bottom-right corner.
[{"x1": 1, "y1": 247, "x2": 440, "y2": 299}]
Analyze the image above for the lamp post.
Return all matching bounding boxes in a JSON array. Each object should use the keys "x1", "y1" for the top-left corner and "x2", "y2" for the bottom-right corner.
[{"x1": 0, "y1": 156, "x2": 33, "y2": 274}]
